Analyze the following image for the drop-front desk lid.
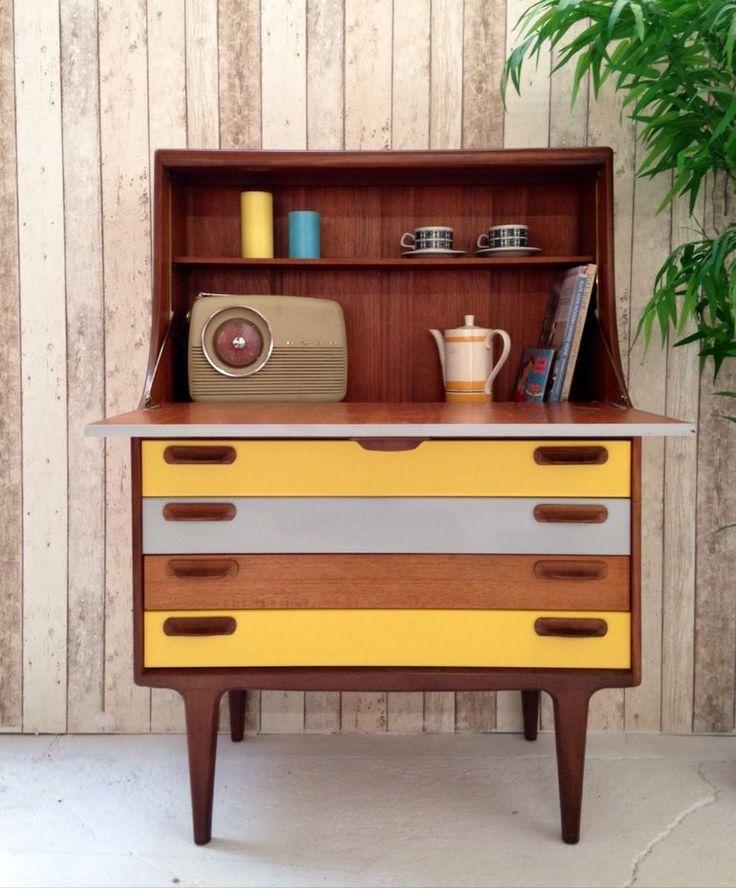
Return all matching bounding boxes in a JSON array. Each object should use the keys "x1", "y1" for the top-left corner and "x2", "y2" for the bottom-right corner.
[{"x1": 86, "y1": 402, "x2": 695, "y2": 439}]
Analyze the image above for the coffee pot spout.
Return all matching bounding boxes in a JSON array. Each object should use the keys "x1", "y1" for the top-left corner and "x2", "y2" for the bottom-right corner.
[{"x1": 429, "y1": 329, "x2": 446, "y2": 381}]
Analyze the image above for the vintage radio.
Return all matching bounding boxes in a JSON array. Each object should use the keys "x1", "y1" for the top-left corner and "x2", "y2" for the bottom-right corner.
[{"x1": 187, "y1": 293, "x2": 347, "y2": 402}]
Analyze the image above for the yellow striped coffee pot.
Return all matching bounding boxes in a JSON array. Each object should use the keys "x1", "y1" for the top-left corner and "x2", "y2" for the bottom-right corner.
[{"x1": 429, "y1": 315, "x2": 511, "y2": 403}]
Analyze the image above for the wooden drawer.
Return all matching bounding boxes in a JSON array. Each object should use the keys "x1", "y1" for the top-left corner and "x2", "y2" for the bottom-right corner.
[
  {"x1": 143, "y1": 554, "x2": 630, "y2": 611},
  {"x1": 141, "y1": 439, "x2": 631, "y2": 497},
  {"x1": 142, "y1": 497, "x2": 630, "y2": 555},
  {"x1": 143, "y1": 609, "x2": 631, "y2": 668}
]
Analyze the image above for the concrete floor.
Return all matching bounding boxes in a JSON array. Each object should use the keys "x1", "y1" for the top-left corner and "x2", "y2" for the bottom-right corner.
[{"x1": 0, "y1": 733, "x2": 734, "y2": 888}]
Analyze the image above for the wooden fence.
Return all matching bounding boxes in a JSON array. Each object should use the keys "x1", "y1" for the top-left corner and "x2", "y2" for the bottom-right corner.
[{"x1": 1, "y1": 0, "x2": 733, "y2": 735}]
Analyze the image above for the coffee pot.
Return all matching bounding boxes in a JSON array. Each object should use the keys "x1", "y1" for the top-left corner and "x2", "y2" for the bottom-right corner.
[{"x1": 429, "y1": 315, "x2": 511, "y2": 403}]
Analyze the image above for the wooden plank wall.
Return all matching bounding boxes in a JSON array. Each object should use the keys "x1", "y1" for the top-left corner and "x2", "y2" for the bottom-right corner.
[{"x1": 2, "y1": 0, "x2": 734, "y2": 736}]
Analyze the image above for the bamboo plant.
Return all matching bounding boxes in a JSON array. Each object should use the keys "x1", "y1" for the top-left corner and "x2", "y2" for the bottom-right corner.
[{"x1": 503, "y1": 0, "x2": 736, "y2": 377}]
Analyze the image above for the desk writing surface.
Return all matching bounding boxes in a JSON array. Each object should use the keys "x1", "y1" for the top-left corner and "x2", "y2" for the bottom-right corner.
[{"x1": 86, "y1": 401, "x2": 695, "y2": 439}]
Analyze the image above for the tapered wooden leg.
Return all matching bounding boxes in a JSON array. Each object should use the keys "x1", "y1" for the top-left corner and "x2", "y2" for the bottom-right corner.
[
  {"x1": 181, "y1": 688, "x2": 223, "y2": 845},
  {"x1": 551, "y1": 687, "x2": 592, "y2": 844},
  {"x1": 521, "y1": 690, "x2": 540, "y2": 741},
  {"x1": 228, "y1": 690, "x2": 246, "y2": 742}
]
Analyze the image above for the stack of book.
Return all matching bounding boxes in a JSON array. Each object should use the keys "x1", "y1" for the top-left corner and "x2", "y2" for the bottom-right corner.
[{"x1": 514, "y1": 263, "x2": 597, "y2": 403}]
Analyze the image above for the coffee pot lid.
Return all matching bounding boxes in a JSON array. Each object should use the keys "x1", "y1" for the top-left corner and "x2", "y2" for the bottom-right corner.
[{"x1": 445, "y1": 314, "x2": 488, "y2": 336}]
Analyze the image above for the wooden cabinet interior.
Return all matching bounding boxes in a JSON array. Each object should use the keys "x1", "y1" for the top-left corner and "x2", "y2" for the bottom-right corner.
[{"x1": 147, "y1": 148, "x2": 626, "y2": 408}]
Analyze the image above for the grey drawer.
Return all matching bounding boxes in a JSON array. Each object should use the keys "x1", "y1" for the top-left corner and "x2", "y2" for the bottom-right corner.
[{"x1": 142, "y1": 497, "x2": 630, "y2": 555}]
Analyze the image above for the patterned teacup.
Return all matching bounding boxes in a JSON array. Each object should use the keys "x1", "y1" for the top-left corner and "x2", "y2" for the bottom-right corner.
[
  {"x1": 477, "y1": 224, "x2": 528, "y2": 250},
  {"x1": 401, "y1": 226, "x2": 454, "y2": 251}
]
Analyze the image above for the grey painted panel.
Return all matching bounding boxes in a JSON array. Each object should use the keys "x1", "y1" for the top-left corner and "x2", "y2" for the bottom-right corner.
[{"x1": 142, "y1": 497, "x2": 630, "y2": 555}]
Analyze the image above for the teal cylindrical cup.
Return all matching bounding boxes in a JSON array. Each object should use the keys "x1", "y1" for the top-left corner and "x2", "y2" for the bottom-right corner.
[{"x1": 288, "y1": 210, "x2": 320, "y2": 258}]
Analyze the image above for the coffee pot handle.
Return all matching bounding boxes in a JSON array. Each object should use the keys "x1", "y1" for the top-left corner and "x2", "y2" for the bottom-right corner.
[{"x1": 484, "y1": 330, "x2": 512, "y2": 395}]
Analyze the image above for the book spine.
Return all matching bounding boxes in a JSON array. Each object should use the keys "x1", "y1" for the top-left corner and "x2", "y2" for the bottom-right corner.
[
  {"x1": 548, "y1": 272, "x2": 587, "y2": 402},
  {"x1": 560, "y1": 266, "x2": 596, "y2": 400}
]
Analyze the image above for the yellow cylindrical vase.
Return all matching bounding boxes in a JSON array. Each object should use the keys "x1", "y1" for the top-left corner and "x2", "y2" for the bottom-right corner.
[{"x1": 240, "y1": 191, "x2": 274, "y2": 258}]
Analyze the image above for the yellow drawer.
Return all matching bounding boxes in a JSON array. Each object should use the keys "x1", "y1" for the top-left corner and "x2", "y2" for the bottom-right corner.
[
  {"x1": 144, "y1": 609, "x2": 631, "y2": 669},
  {"x1": 141, "y1": 440, "x2": 631, "y2": 497}
]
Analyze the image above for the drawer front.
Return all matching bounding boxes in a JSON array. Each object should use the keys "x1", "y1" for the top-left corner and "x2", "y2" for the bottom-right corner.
[
  {"x1": 141, "y1": 440, "x2": 631, "y2": 497},
  {"x1": 143, "y1": 609, "x2": 631, "y2": 668},
  {"x1": 142, "y1": 497, "x2": 630, "y2": 555},
  {"x1": 143, "y1": 554, "x2": 630, "y2": 611}
]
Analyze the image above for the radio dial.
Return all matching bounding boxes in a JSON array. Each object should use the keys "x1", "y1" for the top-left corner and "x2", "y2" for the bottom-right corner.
[{"x1": 213, "y1": 318, "x2": 263, "y2": 368}]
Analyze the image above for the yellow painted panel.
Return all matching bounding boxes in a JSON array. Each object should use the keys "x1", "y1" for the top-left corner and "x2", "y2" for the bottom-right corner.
[
  {"x1": 142, "y1": 440, "x2": 631, "y2": 497},
  {"x1": 144, "y1": 609, "x2": 630, "y2": 669}
]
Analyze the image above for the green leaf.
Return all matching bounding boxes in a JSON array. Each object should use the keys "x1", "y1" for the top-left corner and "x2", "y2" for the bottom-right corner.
[
  {"x1": 608, "y1": 0, "x2": 630, "y2": 37},
  {"x1": 503, "y1": 0, "x2": 736, "y2": 378},
  {"x1": 630, "y1": 3, "x2": 646, "y2": 41}
]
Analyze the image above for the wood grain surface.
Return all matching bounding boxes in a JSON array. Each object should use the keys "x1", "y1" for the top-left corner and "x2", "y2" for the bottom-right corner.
[
  {"x1": 344, "y1": 0, "x2": 391, "y2": 150},
  {"x1": 3, "y1": 0, "x2": 730, "y2": 737},
  {"x1": 61, "y1": 0, "x2": 106, "y2": 732},
  {"x1": 624, "y1": 156, "x2": 670, "y2": 731},
  {"x1": 90, "y1": 400, "x2": 692, "y2": 433},
  {"x1": 15, "y1": 0, "x2": 68, "y2": 733},
  {"x1": 392, "y1": 0, "x2": 429, "y2": 151},
  {"x1": 462, "y1": 0, "x2": 505, "y2": 150},
  {"x1": 143, "y1": 554, "x2": 630, "y2": 611},
  {"x1": 99, "y1": 0, "x2": 153, "y2": 732},
  {"x1": 185, "y1": 0, "x2": 219, "y2": 148},
  {"x1": 261, "y1": 0, "x2": 306, "y2": 151},
  {"x1": 307, "y1": 0, "x2": 344, "y2": 150},
  {"x1": 694, "y1": 176, "x2": 736, "y2": 733},
  {"x1": 661, "y1": 193, "x2": 701, "y2": 733},
  {"x1": 218, "y1": 0, "x2": 261, "y2": 149},
  {"x1": 0, "y1": 0, "x2": 22, "y2": 731}
]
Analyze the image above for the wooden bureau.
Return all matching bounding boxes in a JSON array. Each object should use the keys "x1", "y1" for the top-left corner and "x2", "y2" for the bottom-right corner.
[{"x1": 89, "y1": 148, "x2": 694, "y2": 846}]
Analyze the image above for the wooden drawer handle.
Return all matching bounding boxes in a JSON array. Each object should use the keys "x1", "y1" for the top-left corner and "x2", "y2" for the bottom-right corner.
[
  {"x1": 535, "y1": 617, "x2": 608, "y2": 638},
  {"x1": 163, "y1": 502, "x2": 236, "y2": 522},
  {"x1": 165, "y1": 559, "x2": 239, "y2": 579},
  {"x1": 533, "y1": 560, "x2": 608, "y2": 581},
  {"x1": 353, "y1": 438, "x2": 426, "y2": 451},
  {"x1": 163, "y1": 616, "x2": 236, "y2": 637},
  {"x1": 533, "y1": 504, "x2": 608, "y2": 524},
  {"x1": 534, "y1": 446, "x2": 608, "y2": 466},
  {"x1": 163, "y1": 445, "x2": 236, "y2": 465}
]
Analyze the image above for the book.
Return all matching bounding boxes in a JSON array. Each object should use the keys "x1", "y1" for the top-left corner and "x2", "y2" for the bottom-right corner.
[
  {"x1": 560, "y1": 266, "x2": 597, "y2": 400},
  {"x1": 514, "y1": 347, "x2": 555, "y2": 402},
  {"x1": 539, "y1": 263, "x2": 597, "y2": 401}
]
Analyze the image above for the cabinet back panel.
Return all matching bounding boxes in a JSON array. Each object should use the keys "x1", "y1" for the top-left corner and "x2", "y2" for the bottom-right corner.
[
  {"x1": 180, "y1": 266, "x2": 552, "y2": 402},
  {"x1": 180, "y1": 182, "x2": 586, "y2": 259}
]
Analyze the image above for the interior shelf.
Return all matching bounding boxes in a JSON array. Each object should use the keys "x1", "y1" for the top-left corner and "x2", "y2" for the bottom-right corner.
[{"x1": 173, "y1": 256, "x2": 595, "y2": 269}]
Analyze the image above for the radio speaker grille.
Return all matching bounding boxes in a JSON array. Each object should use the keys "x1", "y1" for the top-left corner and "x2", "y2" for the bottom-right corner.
[{"x1": 189, "y1": 345, "x2": 347, "y2": 401}]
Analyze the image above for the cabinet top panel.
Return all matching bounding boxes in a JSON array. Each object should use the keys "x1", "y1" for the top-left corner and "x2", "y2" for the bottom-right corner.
[
  {"x1": 87, "y1": 401, "x2": 694, "y2": 439},
  {"x1": 156, "y1": 147, "x2": 612, "y2": 186}
]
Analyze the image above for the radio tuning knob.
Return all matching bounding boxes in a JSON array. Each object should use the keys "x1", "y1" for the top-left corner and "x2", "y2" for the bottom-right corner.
[{"x1": 213, "y1": 318, "x2": 264, "y2": 367}]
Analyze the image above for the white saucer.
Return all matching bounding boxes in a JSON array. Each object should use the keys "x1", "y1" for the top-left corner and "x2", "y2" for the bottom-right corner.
[
  {"x1": 475, "y1": 246, "x2": 542, "y2": 257},
  {"x1": 402, "y1": 248, "x2": 467, "y2": 257}
]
